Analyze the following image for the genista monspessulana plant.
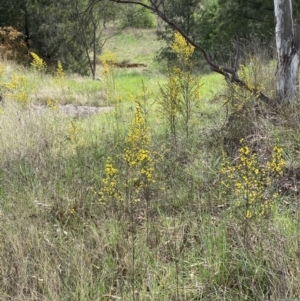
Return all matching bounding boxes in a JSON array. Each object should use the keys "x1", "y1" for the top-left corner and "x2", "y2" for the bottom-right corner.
[{"x1": 159, "y1": 31, "x2": 201, "y2": 143}]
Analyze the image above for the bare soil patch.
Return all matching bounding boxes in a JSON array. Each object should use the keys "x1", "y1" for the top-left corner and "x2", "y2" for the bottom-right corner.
[{"x1": 31, "y1": 104, "x2": 113, "y2": 118}]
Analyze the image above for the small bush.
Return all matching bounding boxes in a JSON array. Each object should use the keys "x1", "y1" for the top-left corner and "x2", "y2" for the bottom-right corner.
[{"x1": 0, "y1": 27, "x2": 29, "y2": 63}]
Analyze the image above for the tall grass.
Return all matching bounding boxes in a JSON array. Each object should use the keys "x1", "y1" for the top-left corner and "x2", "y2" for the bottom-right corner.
[{"x1": 1, "y1": 31, "x2": 300, "y2": 301}]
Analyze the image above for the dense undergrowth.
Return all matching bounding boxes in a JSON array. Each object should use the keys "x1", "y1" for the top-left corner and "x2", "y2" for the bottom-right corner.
[{"x1": 1, "y1": 30, "x2": 300, "y2": 301}]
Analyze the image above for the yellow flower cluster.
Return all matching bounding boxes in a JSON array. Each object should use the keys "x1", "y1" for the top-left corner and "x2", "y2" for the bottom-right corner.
[
  {"x1": 46, "y1": 98, "x2": 59, "y2": 111},
  {"x1": 220, "y1": 139, "x2": 285, "y2": 219},
  {"x1": 4, "y1": 73, "x2": 30, "y2": 106},
  {"x1": 99, "y1": 51, "x2": 116, "y2": 75},
  {"x1": 159, "y1": 31, "x2": 201, "y2": 140},
  {"x1": 99, "y1": 157, "x2": 123, "y2": 204},
  {"x1": 267, "y1": 146, "x2": 285, "y2": 177},
  {"x1": 171, "y1": 31, "x2": 195, "y2": 64},
  {"x1": 99, "y1": 51, "x2": 117, "y2": 104},
  {"x1": 54, "y1": 61, "x2": 65, "y2": 85},
  {"x1": 98, "y1": 99, "x2": 161, "y2": 206},
  {"x1": 68, "y1": 120, "x2": 83, "y2": 146},
  {"x1": 30, "y1": 52, "x2": 47, "y2": 72},
  {"x1": 125, "y1": 105, "x2": 155, "y2": 191}
]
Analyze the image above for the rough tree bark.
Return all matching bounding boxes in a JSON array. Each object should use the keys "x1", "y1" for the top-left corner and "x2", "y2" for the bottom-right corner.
[{"x1": 274, "y1": 0, "x2": 300, "y2": 102}]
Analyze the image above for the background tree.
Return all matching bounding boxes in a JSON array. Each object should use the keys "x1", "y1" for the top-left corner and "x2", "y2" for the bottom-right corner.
[
  {"x1": 0, "y1": 0, "x2": 92, "y2": 74},
  {"x1": 101, "y1": 0, "x2": 299, "y2": 103},
  {"x1": 101, "y1": 0, "x2": 271, "y2": 104},
  {"x1": 198, "y1": 0, "x2": 274, "y2": 60},
  {"x1": 72, "y1": 0, "x2": 121, "y2": 79},
  {"x1": 155, "y1": 0, "x2": 201, "y2": 64},
  {"x1": 155, "y1": 0, "x2": 300, "y2": 63},
  {"x1": 26, "y1": 0, "x2": 92, "y2": 74},
  {"x1": 121, "y1": 1, "x2": 156, "y2": 28}
]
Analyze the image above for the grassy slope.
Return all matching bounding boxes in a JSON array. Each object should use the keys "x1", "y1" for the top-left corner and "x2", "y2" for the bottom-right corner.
[{"x1": 1, "y1": 28, "x2": 300, "y2": 301}]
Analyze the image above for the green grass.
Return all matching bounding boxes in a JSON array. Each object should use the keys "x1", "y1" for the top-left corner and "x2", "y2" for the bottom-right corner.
[
  {"x1": 1, "y1": 29, "x2": 300, "y2": 301},
  {"x1": 102, "y1": 27, "x2": 165, "y2": 70}
]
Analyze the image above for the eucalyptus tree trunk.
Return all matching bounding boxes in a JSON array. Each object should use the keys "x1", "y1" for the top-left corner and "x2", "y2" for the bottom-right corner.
[{"x1": 274, "y1": 0, "x2": 300, "y2": 102}]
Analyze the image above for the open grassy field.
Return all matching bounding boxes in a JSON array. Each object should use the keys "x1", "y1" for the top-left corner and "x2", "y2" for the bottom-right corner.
[{"x1": 1, "y1": 27, "x2": 300, "y2": 301}]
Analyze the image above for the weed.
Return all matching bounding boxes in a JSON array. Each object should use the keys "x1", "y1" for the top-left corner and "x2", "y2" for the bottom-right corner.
[
  {"x1": 99, "y1": 156, "x2": 123, "y2": 205},
  {"x1": 54, "y1": 60, "x2": 65, "y2": 86},
  {"x1": 30, "y1": 52, "x2": 47, "y2": 72},
  {"x1": 125, "y1": 103, "x2": 155, "y2": 201},
  {"x1": 158, "y1": 31, "x2": 201, "y2": 143},
  {"x1": 1, "y1": 30, "x2": 300, "y2": 300},
  {"x1": 220, "y1": 139, "x2": 285, "y2": 239},
  {"x1": 68, "y1": 120, "x2": 83, "y2": 148},
  {"x1": 99, "y1": 51, "x2": 117, "y2": 104},
  {"x1": 3, "y1": 73, "x2": 32, "y2": 106},
  {"x1": 46, "y1": 98, "x2": 59, "y2": 111}
]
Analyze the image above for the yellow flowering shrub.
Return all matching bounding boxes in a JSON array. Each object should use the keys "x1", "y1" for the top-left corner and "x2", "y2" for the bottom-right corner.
[
  {"x1": 4, "y1": 73, "x2": 31, "y2": 106},
  {"x1": 54, "y1": 61, "x2": 65, "y2": 86},
  {"x1": 220, "y1": 139, "x2": 285, "y2": 220},
  {"x1": 30, "y1": 52, "x2": 47, "y2": 72},
  {"x1": 99, "y1": 51, "x2": 117, "y2": 104},
  {"x1": 99, "y1": 51, "x2": 116, "y2": 75},
  {"x1": 226, "y1": 57, "x2": 264, "y2": 114},
  {"x1": 46, "y1": 98, "x2": 59, "y2": 112},
  {"x1": 98, "y1": 92, "x2": 162, "y2": 206},
  {"x1": 68, "y1": 120, "x2": 83, "y2": 147},
  {"x1": 159, "y1": 69, "x2": 181, "y2": 140},
  {"x1": 170, "y1": 31, "x2": 195, "y2": 67},
  {"x1": 159, "y1": 31, "x2": 201, "y2": 141},
  {"x1": 99, "y1": 157, "x2": 123, "y2": 204},
  {"x1": 125, "y1": 104, "x2": 155, "y2": 198},
  {"x1": 267, "y1": 146, "x2": 285, "y2": 177}
]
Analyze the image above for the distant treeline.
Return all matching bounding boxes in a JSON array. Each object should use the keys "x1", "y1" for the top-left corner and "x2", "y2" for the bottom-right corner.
[{"x1": 1, "y1": 0, "x2": 300, "y2": 74}]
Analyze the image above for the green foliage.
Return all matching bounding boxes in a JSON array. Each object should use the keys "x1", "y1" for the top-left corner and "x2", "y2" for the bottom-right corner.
[
  {"x1": 156, "y1": 0, "x2": 300, "y2": 64},
  {"x1": 156, "y1": 0, "x2": 201, "y2": 64},
  {"x1": 99, "y1": 157, "x2": 123, "y2": 204},
  {"x1": 124, "y1": 102, "x2": 157, "y2": 199},
  {"x1": 121, "y1": 2, "x2": 156, "y2": 28},
  {"x1": 0, "y1": 0, "x2": 91, "y2": 74},
  {"x1": 198, "y1": 0, "x2": 274, "y2": 60}
]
